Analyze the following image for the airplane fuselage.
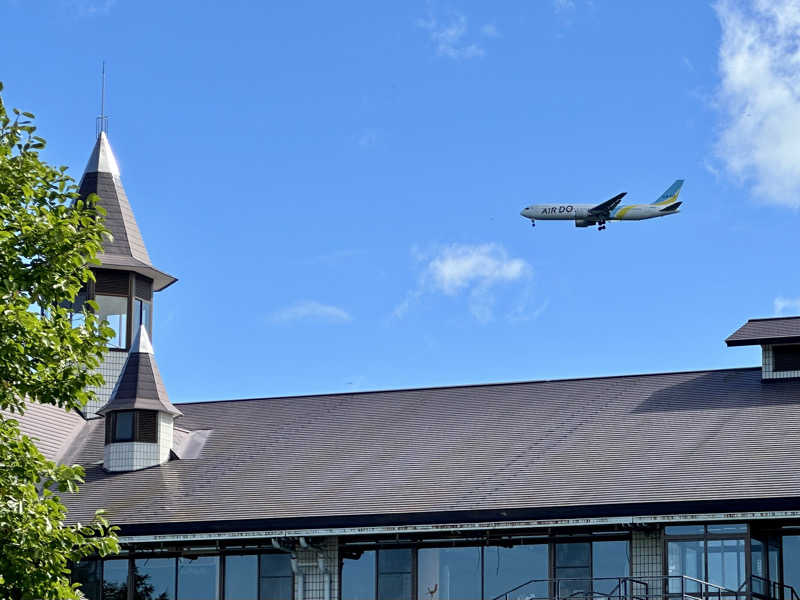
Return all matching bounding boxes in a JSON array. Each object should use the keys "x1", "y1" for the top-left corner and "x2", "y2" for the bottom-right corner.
[
  {"x1": 521, "y1": 203, "x2": 679, "y2": 222},
  {"x1": 520, "y1": 180, "x2": 684, "y2": 230}
]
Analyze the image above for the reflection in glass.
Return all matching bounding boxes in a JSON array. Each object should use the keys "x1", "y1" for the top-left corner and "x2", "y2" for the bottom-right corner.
[
  {"x1": 668, "y1": 540, "x2": 705, "y2": 593},
  {"x1": 342, "y1": 550, "x2": 375, "y2": 600},
  {"x1": 707, "y1": 524, "x2": 747, "y2": 534},
  {"x1": 260, "y1": 554, "x2": 293, "y2": 600},
  {"x1": 483, "y1": 545, "x2": 548, "y2": 600},
  {"x1": 378, "y1": 549, "x2": 412, "y2": 600},
  {"x1": 593, "y1": 541, "x2": 630, "y2": 593},
  {"x1": 665, "y1": 525, "x2": 705, "y2": 536},
  {"x1": 133, "y1": 298, "x2": 152, "y2": 335},
  {"x1": 115, "y1": 411, "x2": 134, "y2": 442},
  {"x1": 555, "y1": 543, "x2": 591, "y2": 598},
  {"x1": 708, "y1": 539, "x2": 745, "y2": 591},
  {"x1": 784, "y1": 536, "x2": 800, "y2": 594},
  {"x1": 73, "y1": 559, "x2": 102, "y2": 600},
  {"x1": 134, "y1": 557, "x2": 175, "y2": 600},
  {"x1": 103, "y1": 559, "x2": 129, "y2": 600},
  {"x1": 178, "y1": 556, "x2": 218, "y2": 600},
  {"x1": 224, "y1": 555, "x2": 258, "y2": 600},
  {"x1": 418, "y1": 547, "x2": 481, "y2": 600},
  {"x1": 752, "y1": 538, "x2": 767, "y2": 596},
  {"x1": 96, "y1": 294, "x2": 127, "y2": 348}
]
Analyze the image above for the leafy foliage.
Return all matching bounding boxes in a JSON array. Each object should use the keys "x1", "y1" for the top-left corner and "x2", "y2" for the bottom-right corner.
[{"x1": 0, "y1": 82, "x2": 119, "y2": 599}]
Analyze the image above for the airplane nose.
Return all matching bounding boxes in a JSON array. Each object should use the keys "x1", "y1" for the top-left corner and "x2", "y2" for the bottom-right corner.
[{"x1": 520, "y1": 208, "x2": 527, "y2": 217}]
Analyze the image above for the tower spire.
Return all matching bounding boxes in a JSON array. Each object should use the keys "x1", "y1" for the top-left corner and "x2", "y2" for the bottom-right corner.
[{"x1": 96, "y1": 61, "x2": 108, "y2": 138}]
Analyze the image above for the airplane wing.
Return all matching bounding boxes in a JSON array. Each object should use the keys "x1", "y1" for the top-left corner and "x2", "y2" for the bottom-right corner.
[{"x1": 588, "y1": 192, "x2": 627, "y2": 216}]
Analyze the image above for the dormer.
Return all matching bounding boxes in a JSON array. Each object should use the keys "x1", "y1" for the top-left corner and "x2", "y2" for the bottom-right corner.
[
  {"x1": 97, "y1": 325, "x2": 182, "y2": 471},
  {"x1": 726, "y1": 316, "x2": 800, "y2": 380}
]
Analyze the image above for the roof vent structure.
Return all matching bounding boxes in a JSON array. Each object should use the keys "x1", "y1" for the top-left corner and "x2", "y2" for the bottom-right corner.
[
  {"x1": 97, "y1": 325, "x2": 182, "y2": 471},
  {"x1": 726, "y1": 316, "x2": 800, "y2": 381}
]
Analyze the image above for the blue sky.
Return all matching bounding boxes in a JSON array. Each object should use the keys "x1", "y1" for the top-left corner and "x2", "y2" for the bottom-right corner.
[{"x1": 2, "y1": 0, "x2": 799, "y2": 402}]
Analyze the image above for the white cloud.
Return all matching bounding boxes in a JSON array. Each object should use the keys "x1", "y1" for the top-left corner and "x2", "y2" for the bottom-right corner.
[
  {"x1": 715, "y1": 0, "x2": 800, "y2": 207},
  {"x1": 553, "y1": 0, "x2": 575, "y2": 12},
  {"x1": 481, "y1": 23, "x2": 501, "y2": 38},
  {"x1": 394, "y1": 243, "x2": 533, "y2": 323},
  {"x1": 270, "y1": 301, "x2": 352, "y2": 323},
  {"x1": 775, "y1": 296, "x2": 800, "y2": 315},
  {"x1": 417, "y1": 11, "x2": 485, "y2": 60}
]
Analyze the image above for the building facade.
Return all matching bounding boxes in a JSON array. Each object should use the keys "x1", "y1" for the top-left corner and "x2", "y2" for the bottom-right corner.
[{"x1": 14, "y1": 133, "x2": 800, "y2": 600}]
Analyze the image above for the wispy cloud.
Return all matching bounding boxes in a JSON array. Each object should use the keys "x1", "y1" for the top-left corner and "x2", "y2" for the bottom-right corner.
[
  {"x1": 714, "y1": 0, "x2": 800, "y2": 207},
  {"x1": 481, "y1": 23, "x2": 501, "y2": 38},
  {"x1": 62, "y1": 0, "x2": 116, "y2": 16},
  {"x1": 270, "y1": 301, "x2": 352, "y2": 324},
  {"x1": 394, "y1": 243, "x2": 533, "y2": 323},
  {"x1": 775, "y1": 296, "x2": 800, "y2": 316},
  {"x1": 553, "y1": 0, "x2": 575, "y2": 12},
  {"x1": 417, "y1": 9, "x2": 486, "y2": 60},
  {"x1": 356, "y1": 128, "x2": 378, "y2": 148}
]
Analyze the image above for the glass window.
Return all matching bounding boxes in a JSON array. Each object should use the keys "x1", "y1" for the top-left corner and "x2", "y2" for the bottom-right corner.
[
  {"x1": 342, "y1": 550, "x2": 375, "y2": 600},
  {"x1": 668, "y1": 540, "x2": 705, "y2": 593},
  {"x1": 708, "y1": 539, "x2": 745, "y2": 591},
  {"x1": 224, "y1": 555, "x2": 258, "y2": 600},
  {"x1": 378, "y1": 549, "x2": 412, "y2": 600},
  {"x1": 103, "y1": 559, "x2": 130, "y2": 600},
  {"x1": 784, "y1": 536, "x2": 800, "y2": 594},
  {"x1": 73, "y1": 559, "x2": 102, "y2": 600},
  {"x1": 555, "y1": 543, "x2": 591, "y2": 598},
  {"x1": 133, "y1": 298, "x2": 152, "y2": 335},
  {"x1": 260, "y1": 554, "x2": 293, "y2": 600},
  {"x1": 134, "y1": 557, "x2": 176, "y2": 600},
  {"x1": 665, "y1": 525, "x2": 705, "y2": 535},
  {"x1": 484, "y1": 545, "x2": 548, "y2": 600},
  {"x1": 707, "y1": 524, "x2": 747, "y2": 534},
  {"x1": 593, "y1": 540, "x2": 630, "y2": 593},
  {"x1": 418, "y1": 547, "x2": 481, "y2": 600},
  {"x1": 114, "y1": 411, "x2": 134, "y2": 442},
  {"x1": 178, "y1": 556, "x2": 218, "y2": 600},
  {"x1": 96, "y1": 294, "x2": 128, "y2": 348}
]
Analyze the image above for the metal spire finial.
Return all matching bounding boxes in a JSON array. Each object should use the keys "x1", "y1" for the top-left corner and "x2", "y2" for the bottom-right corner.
[{"x1": 96, "y1": 61, "x2": 109, "y2": 138}]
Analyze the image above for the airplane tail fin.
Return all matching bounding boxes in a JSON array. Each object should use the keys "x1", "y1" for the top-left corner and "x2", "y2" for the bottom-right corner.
[{"x1": 651, "y1": 179, "x2": 684, "y2": 205}]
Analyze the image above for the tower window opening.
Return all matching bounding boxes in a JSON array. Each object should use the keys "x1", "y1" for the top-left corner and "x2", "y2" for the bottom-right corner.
[
  {"x1": 773, "y1": 344, "x2": 800, "y2": 372},
  {"x1": 133, "y1": 297, "x2": 152, "y2": 335},
  {"x1": 106, "y1": 410, "x2": 159, "y2": 444},
  {"x1": 95, "y1": 294, "x2": 127, "y2": 348}
]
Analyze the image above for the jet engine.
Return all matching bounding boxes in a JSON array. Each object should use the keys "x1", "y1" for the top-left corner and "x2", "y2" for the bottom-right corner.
[{"x1": 575, "y1": 219, "x2": 595, "y2": 228}]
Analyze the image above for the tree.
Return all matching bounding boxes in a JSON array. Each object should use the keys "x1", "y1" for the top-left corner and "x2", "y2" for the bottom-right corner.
[{"x1": 0, "y1": 82, "x2": 119, "y2": 599}]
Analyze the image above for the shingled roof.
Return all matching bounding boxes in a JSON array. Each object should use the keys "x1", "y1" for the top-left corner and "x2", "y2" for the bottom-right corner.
[
  {"x1": 96, "y1": 326, "x2": 182, "y2": 417},
  {"x1": 60, "y1": 366, "x2": 800, "y2": 535},
  {"x1": 78, "y1": 133, "x2": 177, "y2": 291},
  {"x1": 726, "y1": 316, "x2": 800, "y2": 346}
]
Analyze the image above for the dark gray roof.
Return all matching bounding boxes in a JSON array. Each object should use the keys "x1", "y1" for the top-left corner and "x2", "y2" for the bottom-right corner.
[
  {"x1": 60, "y1": 367, "x2": 800, "y2": 531},
  {"x1": 1, "y1": 402, "x2": 86, "y2": 463},
  {"x1": 726, "y1": 316, "x2": 800, "y2": 346},
  {"x1": 97, "y1": 326, "x2": 182, "y2": 417},
  {"x1": 78, "y1": 133, "x2": 177, "y2": 292}
]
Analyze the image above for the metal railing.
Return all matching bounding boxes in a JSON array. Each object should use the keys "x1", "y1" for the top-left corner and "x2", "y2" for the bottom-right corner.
[
  {"x1": 489, "y1": 575, "x2": 752, "y2": 600},
  {"x1": 752, "y1": 576, "x2": 800, "y2": 600}
]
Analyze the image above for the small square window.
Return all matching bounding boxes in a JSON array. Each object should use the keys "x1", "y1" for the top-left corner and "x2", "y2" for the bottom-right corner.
[{"x1": 773, "y1": 345, "x2": 800, "y2": 372}]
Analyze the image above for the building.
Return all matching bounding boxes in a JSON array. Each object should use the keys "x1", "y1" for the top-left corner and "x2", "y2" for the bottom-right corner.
[{"x1": 11, "y1": 132, "x2": 800, "y2": 600}]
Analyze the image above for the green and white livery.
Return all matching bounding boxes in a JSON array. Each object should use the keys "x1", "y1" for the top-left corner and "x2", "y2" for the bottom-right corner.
[{"x1": 520, "y1": 180, "x2": 684, "y2": 231}]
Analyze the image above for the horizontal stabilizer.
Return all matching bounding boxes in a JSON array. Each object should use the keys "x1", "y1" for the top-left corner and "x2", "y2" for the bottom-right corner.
[{"x1": 659, "y1": 201, "x2": 682, "y2": 212}]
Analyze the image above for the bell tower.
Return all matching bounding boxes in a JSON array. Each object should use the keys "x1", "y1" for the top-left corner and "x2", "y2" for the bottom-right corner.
[{"x1": 76, "y1": 132, "x2": 177, "y2": 418}]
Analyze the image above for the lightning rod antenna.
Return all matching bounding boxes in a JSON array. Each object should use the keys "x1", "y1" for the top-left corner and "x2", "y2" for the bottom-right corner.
[{"x1": 96, "y1": 61, "x2": 108, "y2": 138}]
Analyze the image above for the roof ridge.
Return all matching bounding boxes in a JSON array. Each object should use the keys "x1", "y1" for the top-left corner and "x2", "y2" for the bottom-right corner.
[
  {"x1": 747, "y1": 316, "x2": 800, "y2": 322},
  {"x1": 173, "y1": 366, "x2": 762, "y2": 407}
]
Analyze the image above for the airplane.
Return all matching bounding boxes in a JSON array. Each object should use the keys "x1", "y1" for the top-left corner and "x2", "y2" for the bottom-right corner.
[{"x1": 520, "y1": 180, "x2": 684, "y2": 231}]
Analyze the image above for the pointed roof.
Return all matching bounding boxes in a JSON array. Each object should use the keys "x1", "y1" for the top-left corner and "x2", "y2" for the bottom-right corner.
[
  {"x1": 97, "y1": 326, "x2": 182, "y2": 417},
  {"x1": 79, "y1": 133, "x2": 177, "y2": 291}
]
